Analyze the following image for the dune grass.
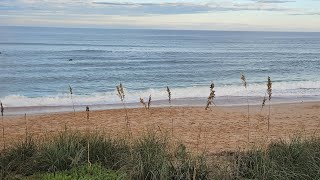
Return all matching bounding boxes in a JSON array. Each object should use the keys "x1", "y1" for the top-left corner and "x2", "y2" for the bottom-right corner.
[
  {"x1": 31, "y1": 164, "x2": 126, "y2": 180},
  {"x1": 236, "y1": 136, "x2": 320, "y2": 179},
  {"x1": 0, "y1": 131, "x2": 209, "y2": 180},
  {"x1": 1, "y1": 130, "x2": 320, "y2": 179}
]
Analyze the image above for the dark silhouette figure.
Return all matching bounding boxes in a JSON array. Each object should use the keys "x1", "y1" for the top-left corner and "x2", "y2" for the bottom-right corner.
[
  {"x1": 69, "y1": 59, "x2": 73, "y2": 61},
  {"x1": 1, "y1": 102, "x2": 4, "y2": 116},
  {"x1": 86, "y1": 106, "x2": 90, "y2": 120}
]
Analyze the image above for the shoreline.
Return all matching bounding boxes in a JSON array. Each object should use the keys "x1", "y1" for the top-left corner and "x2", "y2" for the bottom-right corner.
[
  {"x1": 1, "y1": 101, "x2": 320, "y2": 153},
  {"x1": 3, "y1": 95, "x2": 320, "y2": 115}
]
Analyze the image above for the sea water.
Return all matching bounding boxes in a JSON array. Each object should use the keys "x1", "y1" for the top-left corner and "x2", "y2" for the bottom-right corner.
[{"x1": 0, "y1": 26, "x2": 319, "y2": 114}]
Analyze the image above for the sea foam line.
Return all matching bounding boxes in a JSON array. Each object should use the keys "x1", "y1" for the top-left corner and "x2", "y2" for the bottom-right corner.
[{"x1": 1, "y1": 80, "x2": 319, "y2": 107}]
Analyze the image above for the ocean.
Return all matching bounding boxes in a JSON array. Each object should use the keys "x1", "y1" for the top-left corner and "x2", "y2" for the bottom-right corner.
[{"x1": 0, "y1": 26, "x2": 319, "y2": 114}]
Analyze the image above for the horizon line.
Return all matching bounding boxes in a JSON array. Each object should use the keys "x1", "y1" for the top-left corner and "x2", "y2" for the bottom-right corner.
[{"x1": 1, "y1": 25, "x2": 320, "y2": 34}]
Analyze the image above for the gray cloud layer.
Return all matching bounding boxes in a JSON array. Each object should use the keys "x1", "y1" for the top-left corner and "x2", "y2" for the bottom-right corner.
[
  {"x1": 251, "y1": 0, "x2": 295, "y2": 3},
  {"x1": 91, "y1": 1, "x2": 292, "y2": 15},
  {"x1": 1, "y1": 0, "x2": 319, "y2": 31},
  {"x1": 0, "y1": 0, "x2": 297, "y2": 16}
]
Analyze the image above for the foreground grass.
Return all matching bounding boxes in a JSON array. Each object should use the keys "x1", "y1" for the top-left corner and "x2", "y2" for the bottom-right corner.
[
  {"x1": 1, "y1": 131, "x2": 320, "y2": 179},
  {"x1": 0, "y1": 131, "x2": 208, "y2": 180},
  {"x1": 32, "y1": 164, "x2": 125, "y2": 180},
  {"x1": 237, "y1": 137, "x2": 320, "y2": 179}
]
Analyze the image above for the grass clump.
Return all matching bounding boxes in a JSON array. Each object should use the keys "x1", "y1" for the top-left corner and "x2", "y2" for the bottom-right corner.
[
  {"x1": 170, "y1": 144, "x2": 209, "y2": 180},
  {"x1": 0, "y1": 131, "x2": 210, "y2": 179},
  {"x1": 33, "y1": 164, "x2": 126, "y2": 180},
  {"x1": 128, "y1": 134, "x2": 170, "y2": 179},
  {"x1": 2, "y1": 131, "x2": 320, "y2": 179},
  {"x1": 0, "y1": 137, "x2": 37, "y2": 178},
  {"x1": 236, "y1": 137, "x2": 320, "y2": 179},
  {"x1": 36, "y1": 132, "x2": 130, "y2": 173},
  {"x1": 123, "y1": 133, "x2": 210, "y2": 180}
]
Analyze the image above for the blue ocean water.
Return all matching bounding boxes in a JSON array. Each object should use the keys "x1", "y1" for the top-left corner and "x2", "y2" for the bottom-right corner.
[{"x1": 0, "y1": 26, "x2": 319, "y2": 111}]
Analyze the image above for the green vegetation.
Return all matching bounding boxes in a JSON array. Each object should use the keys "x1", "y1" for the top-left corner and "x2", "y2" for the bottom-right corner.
[
  {"x1": 0, "y1": 132, "x2": 208, "y2": 179},
  {"x1": 1, "y1": 132, "x2": 320, "y2": 179},
  {"x1": 237, "y1": 137, "x2": 320, "y2": 179},
  {"x1": 33, "y1": 164, "x2": 125, "y2": 180}
]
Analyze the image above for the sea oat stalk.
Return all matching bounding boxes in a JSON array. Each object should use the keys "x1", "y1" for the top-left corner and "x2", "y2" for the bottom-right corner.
[
  {"x1": 166, "y1": 86, "x2": 174, "y2": 137},
  {"x1": 147, "y1": 95, "x2": 152, "y2": 109},
  {"x1": 139, "y1": 98, "x2": 147, "y2": 110},
  {"x1": 0, "y1": 102, "x2": 3, "y2": 117},
  {"x1": 267, "y1": 76, "x2": 272, "y2": 132},
  {"x1": 84, "y1": 106, "x2": 91, "y2": 167},
  {"x1": 1, "y1": 101, "x2": 5, "y2": 150},
  {"x1": 25, "y1": 113, "x2": 28, "y2": 142},
  {"x1": 86, "y1": 106, "x2": 90, "y2": 121},
  {"x1": 261, "y1": 93, "x2": 267, "y2": 111},
  {"x1": 69, "y1": 85, "x2": 75, "y2": 115},
  {"x1": 167, "y1": 86, "x2": 171, "y2": 104},
  {"x1": 205, "y1": 82, "x2": 216, "y2": 110},
  {"x1": 116, "y1": 83, "x2": 132, "y2": 137},
  {"x1": 241, "y1": 73, "x2": 250, "y2": 143}
]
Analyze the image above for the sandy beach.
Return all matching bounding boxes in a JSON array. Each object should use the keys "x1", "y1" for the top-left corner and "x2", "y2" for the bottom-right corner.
[{"x1": 1, "y1": 102, "x2": 320, "y2": 153}]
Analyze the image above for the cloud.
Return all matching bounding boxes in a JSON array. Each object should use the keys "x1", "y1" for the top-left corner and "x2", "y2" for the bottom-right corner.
[
  {"x1": 91, "y1": 1, "x2": 292, "y2": 15},
  {"x1": 290, "y1": 12, "x2": 320, "y2": 16},
  {"x1": 0, "y1": 0, "x2": 294, "y2": 16},
  {"x1": 91, "y1": 2, "x2": 211, "y2": 14},
  {"x1": 251, "y1": 0, "x2": 295, "y2": 3},
  {"x1": 1, "y1": 0, "x2": 319, "y2": 32}
]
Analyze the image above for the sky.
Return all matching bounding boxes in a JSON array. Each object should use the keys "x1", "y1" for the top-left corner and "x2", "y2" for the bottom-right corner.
[{"x1": 0, "y1": 0, "x2": 320, "y2": 31}]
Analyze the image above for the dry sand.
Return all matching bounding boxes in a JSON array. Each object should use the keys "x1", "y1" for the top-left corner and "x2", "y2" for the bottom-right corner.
[{"x1": 1, "y1": 102, "x2": 320, "y2": 153}]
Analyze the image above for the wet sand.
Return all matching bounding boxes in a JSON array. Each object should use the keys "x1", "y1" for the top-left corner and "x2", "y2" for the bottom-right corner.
[{"x1": 1, "y1": 102, "x2": 320, "y2": 153}]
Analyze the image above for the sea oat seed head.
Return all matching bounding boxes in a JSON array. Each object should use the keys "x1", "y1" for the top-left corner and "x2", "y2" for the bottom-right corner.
[
  {"x1": 206, "y1": 81, "x2": 216, "y2": 110},
  {"x1": 69, "y1": 85, "x2": 73, "y2": 95},
  {"x1": 120, "y1": 83, "x2": 124, "y2": 95},
  {"x1": 262, "y1": 95, "x2": 267, "y2": 109},
  {"x1": 267, "y1": 76, "x2": 272, "y2": 101},
  {"x1": 116, "y1": 83, "x2": 125, "y2": 101},
  {"x1": 166, "y1": 86, "x2": 171, "y2": 104},
  {"x1": 241, "y1": 74, "x2": 247, "y2": 88},
  {"x1": 147, "y1": 95, "x2": 152, "y2": 109},
  {"x1": 0, "y1": 101, "x2": 4, "y2": 116},
  {"x1": 210, "y1": 82, "x2": 214, "y2": 91},
  {"x1": 140, "y1": 97, "x2": 147, "y2": 109}
]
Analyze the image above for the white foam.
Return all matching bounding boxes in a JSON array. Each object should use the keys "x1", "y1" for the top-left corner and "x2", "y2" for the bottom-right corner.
[{"x1": 1, "y1": 80, "x2": 319, "y2": 107}]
